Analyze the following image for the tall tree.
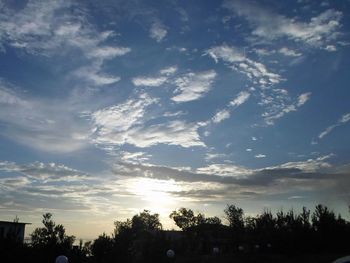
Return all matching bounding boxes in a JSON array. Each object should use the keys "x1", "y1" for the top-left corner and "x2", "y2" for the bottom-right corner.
[
  {"x1": 31, "y1": 213, "x2": 75, "y2": 249},
  {"x1": 224, "y1": 204, "x2": 245, "y2": 230}
]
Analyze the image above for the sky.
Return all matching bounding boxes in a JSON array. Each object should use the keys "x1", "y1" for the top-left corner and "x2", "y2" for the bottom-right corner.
[{"x1": 0, "y1": 0, "x2": 350, "y2": 239}]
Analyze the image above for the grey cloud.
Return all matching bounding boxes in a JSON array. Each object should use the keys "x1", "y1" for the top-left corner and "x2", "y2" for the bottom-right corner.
[
  {"x1": 113, "y1": 155, "x2": 341, "y2": 187},
  {"x1": 0, "y1": 160, "x2": 91, "y2": 182}
]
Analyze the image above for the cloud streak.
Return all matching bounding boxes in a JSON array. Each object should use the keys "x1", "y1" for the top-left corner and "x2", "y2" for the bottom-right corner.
[
  {"x1": 318, "y1": 112, "x2": 350, "y2": 139},
  {"x1": 212, "y1": 91, "x2": 250, "y2": 124}
]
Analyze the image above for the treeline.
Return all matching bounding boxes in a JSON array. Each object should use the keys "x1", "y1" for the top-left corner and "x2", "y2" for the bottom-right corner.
[{"x1": 1, "y1": 204, "x2": 350, "y2": 263}]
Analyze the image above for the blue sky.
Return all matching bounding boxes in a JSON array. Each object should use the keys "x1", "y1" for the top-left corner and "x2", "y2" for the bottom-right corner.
[{"x1": 0, "y1": 0, "x2": 350, "y2": 239}]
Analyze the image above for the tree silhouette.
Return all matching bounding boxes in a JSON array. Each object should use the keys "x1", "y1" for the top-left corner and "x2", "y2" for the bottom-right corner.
[
  {"x1": 31, "y1": 213, "x2": 75, "y2": 249},
  {"x1": 224, "y1": 204, "x2": 244, "y2": 230}
]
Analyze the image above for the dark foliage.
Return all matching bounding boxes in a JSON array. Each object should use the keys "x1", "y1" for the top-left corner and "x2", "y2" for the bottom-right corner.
[{"x1": 2, "y1": 204, "x2": 350, "y2": 263}]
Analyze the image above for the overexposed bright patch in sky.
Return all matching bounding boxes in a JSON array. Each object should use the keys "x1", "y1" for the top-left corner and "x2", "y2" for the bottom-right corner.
[{"x1": 128, "y1": 178, "x2": 181, "y2": 214}]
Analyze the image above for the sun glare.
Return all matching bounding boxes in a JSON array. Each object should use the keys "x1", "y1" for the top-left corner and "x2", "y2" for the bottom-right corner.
[{"x1": 129, "y1": 178, "x2": 181, "y2": 214}]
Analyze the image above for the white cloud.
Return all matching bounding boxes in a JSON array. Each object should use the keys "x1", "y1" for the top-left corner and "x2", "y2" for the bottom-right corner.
[
  {"x1": 262, "y1": 91, "x2": 311, "y2": 125},
  {"x1": 246, "y1": 148, "x2": 252, "y2": 152},
  {"x1": 160, "y1": 66, "x2": 178, "y2": 76},
  {"x1": 297, "y1": 92, "x2": 311, "y2": 107},
  {"x1": 340, "y1": 113, "x2": 350, "y2": 123},
  {"x1": 131, "y1": 66, "x2": 177, "y2": 87},
  {"x1": 230, "y1": 91, "x2": 251, "y2": 107},
  {"x1": 255, "y1": 154, "x2": 266, "y2": 158},
  {"x1": 205, "y1": 153, "x2": 227, "y2": 161},
  {"x1": 0, "y1": 1, "x2": 130, "y2": 87},
  {"x1": 120, "y1": 151, "x2": 150, "y2": 163},
  {"x1": 171, "y1": 70, "x2": 217, "y2": 103},
  {"x1": 74, "y1": 65, "x2": 121, "y2": 86},
  {"x1": 223, "y1": 0, "x2": 343, "y2": 50},
  {"x1": 197, "y1": 163, "x2": 253, "y2": 178},
  {"x1": 149, "y1": 21, "x2": 167, "y2": 42},
  {"x1": 87, "y1": 46, "x2": 131, "y2": 59},
  {"x1": 206, "y1": 45, "x2": 282, "y2": 87},
  {"x1": 209, "y1": 91, "x2": 250, "y2": 124},
  {"x1": 132, "y1": 76, "x2": 167, "y2": 87},
  {"x1": 279, "y1": 47, "x2": 302, "y2": 57},
  {"x1": 318, "y1": 112, "x2": 350, "y2": 139},
  {"x1": 163, "y1": 111, "x2": 186, "y2": 117},
  {"x1": 212, "y1": 109, "x2": 231, "y2": 123},
  {"x1": 90, "y1": 94, "x2": 205, "y2": 148},
  {"x1": 91, "y1": 93, "x2": 158, "y2": 145},
  {"x1": 125, "y1": 120, "x2": 205, "y2": 148},
  {"x1": 254, "y1": 48, "x2": 273, "y2": 56},
  {"x1": 206, "y1": 44, "x2": 245, "y2": 63},
  {"x1": 325, "y1": 45, "x2": 337, "y2": 52},
  {"x1": 206, "y1": 44, "x2": 311, "y2": 125},
  {"x1": 0, "y1": 1, "x2": 130, "y2": 58}
]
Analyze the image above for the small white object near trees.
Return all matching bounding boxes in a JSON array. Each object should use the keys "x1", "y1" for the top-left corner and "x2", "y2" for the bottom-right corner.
[
  {"x1": 166, "y1": 249, "x2": 175, "y2": 258},
  {"x1": 55, "y1": 255, "x2": 68, "y2": 263},
  {"x1": 213, "y1": 247, "x2": 219, "y2": 254},
  {"x1": 238, "y1": 245, "x2": 244, "y2": 251}
]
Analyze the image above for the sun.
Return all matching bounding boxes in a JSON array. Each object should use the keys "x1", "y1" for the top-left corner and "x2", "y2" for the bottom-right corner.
[{"x1": 129, "y1": 177, "x2": 181, "y2": 214}]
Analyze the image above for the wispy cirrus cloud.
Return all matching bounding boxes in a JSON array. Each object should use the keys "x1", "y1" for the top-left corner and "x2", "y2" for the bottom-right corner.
[
  {"x1": 160, "y1": 66, "x2": 178, "y2": 76},
  {"x1": 149, "y1": 20, "x2": 167, "y2": 42},
  {"x1": 206, "y1": 44, "x2": 282, "y2": 86},
  {"x1": 278, "y1": 47, "x2": 302, "y2": 57},
  {"x1": 132, "y1": 76, "x2": 167, "y2": 87},
  {"x1": 90, "y1": 93, "x2": 157, "y2": 145},
  {"x1": 0, "y1": 1, "x2": 130, "y2": 86},
  {"x1": 223, "y1": 0, "x2": 343, "y2": 50},
  {"x1": 262, "y1": 91, "x2": 311, "y2": 125},
  {"x1": 132, "y1": 66, "x2": 177, "y2": 87},
  {"x1": 0, "y1": 161, "x2": 90, "y2": 182},
  {"x1": 0, "y1": 82, "x2": 91, "y2": 153},
  {"x1": 90, "y1": 93, "x2": 205, "y2": 148},
  {"x1": 318, "y1": 112, "x2": 350, "y2": 139},
  {"x1": 124, "y1": 120, "x2": 205, "y2": 148},
  {"x1": 0, "y1": 1, "x2": 130, "y2": 58},
  {"x1": 206, "y1": 44, "x2": 311, "y2": 125},
  {"x1": 254, "y1": 47, "x2": 302, "y2": 57},
  {"x1": 212, "y1": 91, "x2": 250, "y2": 124}
]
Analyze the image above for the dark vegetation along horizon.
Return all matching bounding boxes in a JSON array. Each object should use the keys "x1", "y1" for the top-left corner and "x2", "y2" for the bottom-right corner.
[{"x1": 1, "y1": 204, "x2": 350, "y2": 263}]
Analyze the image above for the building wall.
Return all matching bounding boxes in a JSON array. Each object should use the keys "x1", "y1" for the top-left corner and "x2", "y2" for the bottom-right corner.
[{"x1": 0, "y1": 222, "x2": 26, "y2": 242}]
